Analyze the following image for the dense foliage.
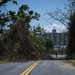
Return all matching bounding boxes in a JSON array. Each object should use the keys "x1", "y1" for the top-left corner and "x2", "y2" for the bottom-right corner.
[
  {"x1": 67, "y1": 13, "x2": 75, "y2": 59},
  {"x1": 0, "y1": 0, "x2": 54, "y2": 61}
]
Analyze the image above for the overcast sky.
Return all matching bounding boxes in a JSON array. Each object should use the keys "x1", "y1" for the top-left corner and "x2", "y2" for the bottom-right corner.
[{"x1": 6, "y1": 0, "x2": 68, "y2": 32}]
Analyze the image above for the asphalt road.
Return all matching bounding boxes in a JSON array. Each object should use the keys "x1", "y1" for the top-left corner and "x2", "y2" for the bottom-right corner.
[
  {"x1": 50, "y1": 54, "x2": 66, "y2": 58},
  {"x1": 0, "y1": 61, "x2": 35, "y2": 75},
  {"x1": 0, "y1": 60, "x2": 75, "y2": 75}
]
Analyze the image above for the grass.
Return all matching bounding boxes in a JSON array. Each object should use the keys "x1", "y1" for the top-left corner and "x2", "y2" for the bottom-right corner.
[
  {"x1": 0, "y1": 59, "x2": 9, "y2": 64},
  {"x1": 0, "y1": 61, "x2": 6, "y2": 64},
  {"x1": 68, "y1": 60, "x2": 75, "y2": 67}
]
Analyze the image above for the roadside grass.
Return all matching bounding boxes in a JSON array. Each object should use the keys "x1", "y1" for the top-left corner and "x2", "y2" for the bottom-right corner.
[
  {"x1": 0, "y1": 59, "x2": 9, "y2": 64},
  {"x1": 0, "y1": 61, "x2": 6, "y2": 64},
  {"x1": 68, "y1": 60, "x2": 75, "y2": 67}
]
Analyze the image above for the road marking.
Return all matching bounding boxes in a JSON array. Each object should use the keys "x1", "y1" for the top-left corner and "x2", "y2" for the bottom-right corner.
[{"x1": 20, "y1": 60, "x2": 41, "y2": 75}]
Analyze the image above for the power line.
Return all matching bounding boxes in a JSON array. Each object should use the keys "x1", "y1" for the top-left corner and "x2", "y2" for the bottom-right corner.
[{"x1": 42, "y1": 17, "x2": 66, "y2": 33}]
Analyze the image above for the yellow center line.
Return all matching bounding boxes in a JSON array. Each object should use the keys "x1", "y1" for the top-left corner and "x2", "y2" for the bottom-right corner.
[{"x1": 20, "y1": 60, "x2": 41, "y2": 75}]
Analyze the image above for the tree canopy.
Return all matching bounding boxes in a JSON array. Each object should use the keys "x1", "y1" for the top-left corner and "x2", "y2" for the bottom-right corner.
[{"x1": 0, "y1": 0, "x2": 54, "y2": 61}]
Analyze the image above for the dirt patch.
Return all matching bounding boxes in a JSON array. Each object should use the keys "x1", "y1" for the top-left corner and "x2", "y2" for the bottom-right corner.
[{"x1": 59, "y1": 61, "x2": 75, "y2": 69}]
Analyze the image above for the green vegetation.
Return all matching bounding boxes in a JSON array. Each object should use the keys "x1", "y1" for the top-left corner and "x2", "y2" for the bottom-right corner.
[
  {"x1": 0, "y1": 0, "x2": 54, "y2": 61},
  {"x1": 66, "y1": 0, "x2": 75, "y2": 59},
  {"x1": 0, "y1": 59, "x2": 9, "y2": 64},
  {"x1": 68, "y1": 60, "x2": 75, "y2": 67},
  {"x1": 67, "y1": 13, "x2": 75, "y2": 59},
  {"x1": 0, "y1": 61, "x2": 6, "y2": 64},
  {"x1": 1, "y1": 0, "x2": 75, "y2": 61},
  {"x1": 58, "y1": 47, "x2": 66, "y2": 54},
  {"x1": 45, "y1": 39, "x2": 54, "y2": 53}
]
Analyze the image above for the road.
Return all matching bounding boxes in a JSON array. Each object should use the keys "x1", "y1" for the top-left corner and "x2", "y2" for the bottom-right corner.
[
  {"x1": 50, "y1": 54, "x2": 66, "y2": 58},
  {"x1": 0, "y1": 61, "x2": 35, "y2": 75},
  {"x1": 0, "y1": 60, "x2": 75, "y2": 75}
]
